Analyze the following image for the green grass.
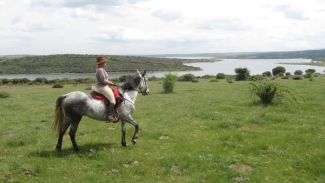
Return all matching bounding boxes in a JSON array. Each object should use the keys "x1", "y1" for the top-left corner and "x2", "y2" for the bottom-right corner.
[{"x1": 0, "y1": 76, "x2": 325, "y2": 182}]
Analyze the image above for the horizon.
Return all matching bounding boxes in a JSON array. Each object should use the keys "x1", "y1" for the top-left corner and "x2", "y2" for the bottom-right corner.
[{"x1": 1, "y1": 48, "x2": 325, "y2": 57}]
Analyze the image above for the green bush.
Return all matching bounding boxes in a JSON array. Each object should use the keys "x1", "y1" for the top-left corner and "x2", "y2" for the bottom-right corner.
[
  {"x1": 119, "y1": 74, "x2": 133, "y2": 82},
  {"x1": 292, "y1": 76, "x2": 303, "y2": 80},
  {"x1": 11, "y1": 78, "x2": 21, "y2": 84},
  {"x1": 262, "y1": 71, "x2": 272, "y2": 77},
  {"x1": 191, "y1": 79, "x2": 199, "y2": 83},
  {"x1": 216, "y1": 73, "x2": 226, "y2": 79},
  {"x1": 249, "y1": 80, "x2": 298, "y2": 104},
  {"x1": 0, "y1": 91, "x2": 10, "y2": 98},
  {"x1": 234, "y1": 68, "x2": 250, "y2": 81},
  {"x1": 2, "y1": 78, "x2": 10, "y2": 84},
  {"x1": 163, "y1": 73, "x2": 178, "y2": 93},
  {"x1": 178, "y1": 74, "x2": 195, "y2": 82},
  {"x1": 52, "y1": 83, "x2": 64, "y2": 88},
  {"x1": 294, "y1": 70, "x2": 303, "y2": 75},
  {"x1": 249, "y1": 75, "x2": 264, "y2": 81},
  {"x1": 281, "y1": 76, "x2": 290, "y2": 79},
  {"x1": 210, "y1": 79, "x2": 219, "y2": 82},
  {"x1": 272, "y1": 66, "x2": 286, "y2": 76}
]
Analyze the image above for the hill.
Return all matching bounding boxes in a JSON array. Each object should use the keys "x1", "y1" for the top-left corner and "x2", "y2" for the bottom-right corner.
[
  {"x1": 0, "y1": 54, "x2": 211, "y2": 74},
  {"x1": 147, "y1": 49, "x2": 325, "y2": 61}
]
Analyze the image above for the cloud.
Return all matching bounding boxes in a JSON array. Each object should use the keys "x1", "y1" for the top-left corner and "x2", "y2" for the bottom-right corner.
[
  {"x1": 25, "y1": 22, "x2": 52, "y2": 32},
  {"x1": 275, "y1": 4, "x2": 305, "y2": 20},
  {"x1": 195, "y1": 18, "x2": 250, "y2": 31},
  {"x1": 151, "y1": 8, "x2": 182, "y2": 22}
]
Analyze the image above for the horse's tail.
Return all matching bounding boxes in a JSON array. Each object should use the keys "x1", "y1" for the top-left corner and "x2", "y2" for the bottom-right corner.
[{"x1": 52, "y1": 95, "x2": 66, "y2": 136}]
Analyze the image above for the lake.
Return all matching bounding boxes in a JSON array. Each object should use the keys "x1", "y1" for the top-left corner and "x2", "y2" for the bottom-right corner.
[{"x1": 0, "y1": 58, "x2": 323, "y2": 80}]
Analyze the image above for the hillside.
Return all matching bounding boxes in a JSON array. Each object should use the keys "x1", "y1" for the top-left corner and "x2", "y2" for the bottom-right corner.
[
  {"x1": 148, "y1": 49, "x2": 325, "y2": 61},
  {"x1": 1, "y1": 49, "x2": 324, "y2": 74},
  {"x1": 0, "y1": 55, "x2": 211, "y2": 74}
]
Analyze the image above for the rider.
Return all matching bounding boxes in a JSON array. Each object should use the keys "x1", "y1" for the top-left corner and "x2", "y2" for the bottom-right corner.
[{"x1": 95, "y1": 56, "x2": 117, "y2": 122}]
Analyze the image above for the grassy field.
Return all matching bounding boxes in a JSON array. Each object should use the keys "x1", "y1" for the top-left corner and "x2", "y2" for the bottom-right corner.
[{"x1": 0, "y1": 76, "x2": 325, "y2": 182}]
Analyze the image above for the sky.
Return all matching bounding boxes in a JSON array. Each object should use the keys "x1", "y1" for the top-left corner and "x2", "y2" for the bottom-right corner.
[{"x1": 1, "y1": 0, "x2": 325, "y2": 55}]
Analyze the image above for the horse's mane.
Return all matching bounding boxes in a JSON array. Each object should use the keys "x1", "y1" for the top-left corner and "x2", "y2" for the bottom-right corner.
[{"x1": 120, "y1": 74, "x2": 141, "y2": 91}]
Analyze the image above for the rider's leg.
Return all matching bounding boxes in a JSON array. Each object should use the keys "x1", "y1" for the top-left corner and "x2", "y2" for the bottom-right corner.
[{"x1": 97, "y1": 86, "x2": 117, "y2": 122}]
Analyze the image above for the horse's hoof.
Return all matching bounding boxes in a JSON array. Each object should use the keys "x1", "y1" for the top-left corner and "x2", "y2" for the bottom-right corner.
[
  {"x1": 122, "y1": 143, "x2": 130, "y2": 147},
  {"x1": 56, "y1": 148, "x2": 62, "y2": 152},
  {"x1": 132, "y1": 140, "x2": 137, "y2": 145}
]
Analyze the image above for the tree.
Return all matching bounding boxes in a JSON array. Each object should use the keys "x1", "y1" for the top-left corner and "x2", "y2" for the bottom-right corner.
[
  {"x1": 272, "y1": 66, "x2": 286, "y2": 76},
  {"x1": 216, "y1": 73, "x2": 226, "y2": 79},
  {"x1": 262, "y1": 71, "x2": 272, "y2": 77},
  {"x1": 234, "y1": 68, "x2": 250, "y2": 81},
  {"x1": 294, "y1": 70, "x2": 303, "y2": 75},
  {"x1": 305, "y1": 69, "x2": 316, "y2": 74}
]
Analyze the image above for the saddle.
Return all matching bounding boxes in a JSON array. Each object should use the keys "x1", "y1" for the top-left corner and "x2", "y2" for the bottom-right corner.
[{"x1": 90, "y1": 86, "x2": 124, "y2": 120}]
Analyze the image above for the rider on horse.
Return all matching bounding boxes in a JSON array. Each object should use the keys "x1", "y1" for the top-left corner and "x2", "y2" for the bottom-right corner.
[{"x1": 95, "y1": 56, "x2": 118, "y2": 122}]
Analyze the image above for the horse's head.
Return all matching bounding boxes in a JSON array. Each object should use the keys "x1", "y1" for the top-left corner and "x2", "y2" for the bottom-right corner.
[{"x1": 137, "y1": 70, "x2": 149, "y2": 96}]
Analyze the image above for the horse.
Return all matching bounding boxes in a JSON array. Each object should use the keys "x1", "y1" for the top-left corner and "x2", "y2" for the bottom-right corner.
[{"x1": 52, "y1": 70, "x2": 149, "y2": 152}]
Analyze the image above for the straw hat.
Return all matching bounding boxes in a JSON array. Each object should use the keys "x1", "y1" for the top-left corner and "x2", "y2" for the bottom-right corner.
[{"x1": 95, "y1": 56, "x2": 107, "y2": 65}]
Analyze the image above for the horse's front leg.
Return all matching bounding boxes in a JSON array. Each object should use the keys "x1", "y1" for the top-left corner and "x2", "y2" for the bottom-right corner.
[
  {"x1": 121, "y1": 120, "x2": 129, "y2": 147},
  {"x1": 126, "y1": 115, "x2": 139, "y2": 145}
]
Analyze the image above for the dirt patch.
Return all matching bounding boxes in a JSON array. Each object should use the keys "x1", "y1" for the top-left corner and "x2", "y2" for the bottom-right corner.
[
  {"x1": 229, "y1": 164, "x2": 253, "y2": 173},
  {"x1": 159, "y1": 136, "x2": 169, "y2": 140}
]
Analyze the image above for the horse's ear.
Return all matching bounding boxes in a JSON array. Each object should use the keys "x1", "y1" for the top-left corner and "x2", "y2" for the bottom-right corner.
[
  {"x1": 143, "y1": 70, "x2": 146, "y2": 75},
  {"x1": 137, "y1": 70, "x2": 140, "y2": 74}
]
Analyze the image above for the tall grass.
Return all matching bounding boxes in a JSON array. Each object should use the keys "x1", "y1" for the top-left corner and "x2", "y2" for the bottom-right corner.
[{"x1": 0, "y1": 77, "x2": 325, "y2": 182}]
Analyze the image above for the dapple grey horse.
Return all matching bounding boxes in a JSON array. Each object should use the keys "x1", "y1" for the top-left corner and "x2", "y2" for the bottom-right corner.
[{"x1": 52, "y1": 70, "x2": 149, "y2": 152}]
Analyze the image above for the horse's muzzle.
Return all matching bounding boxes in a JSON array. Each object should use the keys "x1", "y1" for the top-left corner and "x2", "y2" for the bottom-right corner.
[{"x1": 142, "y1": 91, "x2": 149, "y2": 96}]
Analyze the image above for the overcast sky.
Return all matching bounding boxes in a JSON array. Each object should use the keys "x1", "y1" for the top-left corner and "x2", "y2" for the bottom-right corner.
[{"x1": 1, "y1": 0, "x2": 325, "y2": 55}]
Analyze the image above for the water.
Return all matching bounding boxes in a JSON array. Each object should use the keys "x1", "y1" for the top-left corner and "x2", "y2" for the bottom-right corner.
[{"x1": 0, "y1": 59, "x2": 323, "y2": 80}]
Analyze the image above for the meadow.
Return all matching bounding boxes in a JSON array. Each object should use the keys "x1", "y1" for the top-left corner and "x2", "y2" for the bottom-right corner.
[{"x1": 0, "y1": 76, "x2": 324, "y2": 182}]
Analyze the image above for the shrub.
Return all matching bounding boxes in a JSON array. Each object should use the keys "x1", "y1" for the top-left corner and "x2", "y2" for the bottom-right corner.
[
  {"x1": 285, "y1": 72, "x2": 291, "y2": 76},
  {"x1": 34, "y1": 77, "x2": 48, "y2": 84},
  {"x1": 163, "y1": 73, "x2": 178, "y2": 93},
  {"x1": 210, "y1": 79, "x2": 219, "y2": 82},
  {"x1": 148, "y1": 76, "x2": 158, "y2": 81},
  {"x1": 11, "y1": 78, "x2": 21, "y2": 84},
  {"x1": 305, "y1": 69, "x2": 316, "y2": 74},
  {"x1": 294, "y1": 70, "x2": 303, "y2": 75},
  {"x1": 178, "y1": 74, "x2": 195, "y2": 82},
  {"x1": 249, "y1": 80, "x2": 298, "y2": 104},
  {"x1": 21, "y1": 78, "x2": 30, "y2": 84},
  {"x1": 201, "y1": 75, "x2": 213, "y2": 79},
  {"x1": 234, "y1": 67, "x2": 250, "y2": 81},
  {"x1": 2, "y1": 78, "x2": 10, "y2": 84},
  {"x1": 191, "y1": 79, "x2": 199, "y2": 83},
  {"x1": 0, "y1": 91, "x2": 10, "y2": 98},
  {"x1": 52, "y1": 83, "x2": 64, "y2": 88},
  {"x1": 292, "y1": 76, "x2": 303, "y2": 80},
  {"x1": 272, "y1": 66, "x2": 286, "y2": 76},
  {"x1": 262, "y1": 71, "x2": 272, "y2": 77},
  {"x1": 226, "y1": 75, "x2": 233, "y2": 83},
  {"x1": 249, "y1": 75, "x2": 264, "y2": 81},
  {"x1": 216, "y1": 73, "x2": 226, "y2": 79},
  {"x1": 119, "y1": 74, "x2": 133, "y2": 82},
  {"x1": 281, "y1": 76, "x2": 290, "y2": 79}
]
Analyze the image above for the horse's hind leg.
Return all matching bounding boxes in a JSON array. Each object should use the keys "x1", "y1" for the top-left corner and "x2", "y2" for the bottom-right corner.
[
  {"x1": 69, "y1": 116, "x2": 82, "y2": 153},
  {"x1": 56, "y1": 120, "x2": 71, "y2": 151}
]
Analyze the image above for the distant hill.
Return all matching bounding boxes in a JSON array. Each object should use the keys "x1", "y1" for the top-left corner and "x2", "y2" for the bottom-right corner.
[
  {"x1": 0, "y1": 54, "x2": 211, "y2": 74},
  {"x1": 1, "y1": 49, "x2": 324, "y2": 74},
  {"x1": 147, "y1": 49, "x2": 325, "y2": 61}
]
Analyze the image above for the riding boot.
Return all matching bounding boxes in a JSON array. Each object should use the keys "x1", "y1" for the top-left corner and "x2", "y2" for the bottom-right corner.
[{"x1": 107, "y1": 103, "x2": 117, "y2": 122}]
